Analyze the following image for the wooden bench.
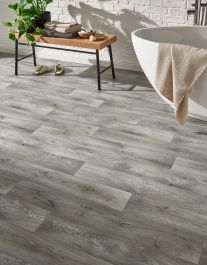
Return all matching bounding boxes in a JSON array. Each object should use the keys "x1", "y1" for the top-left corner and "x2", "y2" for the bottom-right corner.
[{"x1": 15, "y1": 34, "x2": 117, "y2": 90}]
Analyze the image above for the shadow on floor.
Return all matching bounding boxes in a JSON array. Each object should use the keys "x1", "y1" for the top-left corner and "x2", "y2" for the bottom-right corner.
[
  {"x1": 77, "y1": 64, "x2": 152, "y2": 90},
  {"x1": 0, "y1": 53, "x2": 14, "y2": 59},
  {"x1": 1, "y1": 53, "x2": 152, "y2": 92}
]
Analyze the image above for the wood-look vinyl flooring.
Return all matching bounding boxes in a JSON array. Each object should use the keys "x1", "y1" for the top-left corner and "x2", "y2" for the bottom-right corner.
[{"x1": 0, "y1": 53, "x2": 207, "y2": 265}]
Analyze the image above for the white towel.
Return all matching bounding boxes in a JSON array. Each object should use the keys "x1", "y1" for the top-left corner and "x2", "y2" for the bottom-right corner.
[
  {"x1": 44, "y1": 21, "x2": 80, "y2": 30},
  {"x1": 54, "y1": 24, "x2": 82, "y2": 33},
  {"x1": 155, "y1": 43, "x2": 207, "y2": 125}
]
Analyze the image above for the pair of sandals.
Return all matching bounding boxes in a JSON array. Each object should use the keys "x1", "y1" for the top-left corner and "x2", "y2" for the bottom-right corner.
[{"x1": 34, "y1": 64, "x2": 64, "y2": 76}]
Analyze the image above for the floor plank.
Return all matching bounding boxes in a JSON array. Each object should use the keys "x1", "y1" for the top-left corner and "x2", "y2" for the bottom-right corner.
[
  {"x1": 0, "y1": 194, "x2": 49, "y2": 232},
  {"x1": 199, "y1": 241, "x2": 207, "y2": 265},
  {"x1": 0, "y1": 53, "x2": 207, "y2": 264}
]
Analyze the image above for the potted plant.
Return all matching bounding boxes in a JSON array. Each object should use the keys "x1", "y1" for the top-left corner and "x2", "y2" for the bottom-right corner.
[
  {"x1": 4, "y1": 0, "x2": 53, "y2": 44},
  {"x1": 29, "y1": 0, "x2": 52, "y2": 29}
]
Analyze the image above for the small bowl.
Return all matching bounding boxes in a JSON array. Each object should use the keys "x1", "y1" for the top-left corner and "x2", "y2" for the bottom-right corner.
[{"x1": 78, "y1": 31, "x2": 96, "y2": 39}]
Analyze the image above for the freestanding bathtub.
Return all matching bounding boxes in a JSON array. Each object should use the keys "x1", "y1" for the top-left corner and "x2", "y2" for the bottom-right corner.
[{"x1": 132, "y1": 26, "x2": 207, "y2": 121}]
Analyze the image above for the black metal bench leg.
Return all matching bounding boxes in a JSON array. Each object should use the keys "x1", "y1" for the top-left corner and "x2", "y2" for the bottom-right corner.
[
  {"x1": 15, "y1": 39, "x2": 18, "y2": 75},
  {"x1": 96, "y1": 49, "x2": 101, "y2": 91},
  {"x1": 108, "y1": 45, "x2": 115, "y2": 79},
  {"x1": 32, "y1": 44, "x2": 37, "y2": 66}
]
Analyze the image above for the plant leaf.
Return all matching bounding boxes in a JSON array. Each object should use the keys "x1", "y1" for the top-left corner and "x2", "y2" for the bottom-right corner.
[
  {"x1": 19, "y1": 0, "x2": 28, "y2": 8},
  {"x1": 34, "y1": 27, "x2": 42, "y2": 35},
  {"x1": 3, "y1": 22, "x2": 13, "y2": 27},
  {"x1": 27, "y1": 34, "x2": 35, "y2": 42},
  {"x1": 44, "y1": 0, "x2": 53, "y2": 4},
  {"x1": 18, "y1": 30, "x2": 26, "y2": 38},
  {"x1": 9, "y1": 32, "x2": 16, "y2": 41},
  {"x1": 8, "y1": 3, "x2": 18, "y2": 11}
]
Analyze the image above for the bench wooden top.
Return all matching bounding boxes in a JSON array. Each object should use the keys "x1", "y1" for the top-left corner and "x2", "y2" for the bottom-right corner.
[{"x1": 17, "y1": 34, "x2": 117, "y2": 50}]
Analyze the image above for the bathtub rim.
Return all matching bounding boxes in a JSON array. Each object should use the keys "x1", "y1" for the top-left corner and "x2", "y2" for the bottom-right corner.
[{"x1": 131, "y1": 26, "x2": 207, "y2": 45}]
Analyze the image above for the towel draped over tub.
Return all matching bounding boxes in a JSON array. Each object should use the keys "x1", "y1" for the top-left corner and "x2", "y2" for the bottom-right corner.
[{"x1": 155, "y1": 43, "x2": 207, "y2": 125}]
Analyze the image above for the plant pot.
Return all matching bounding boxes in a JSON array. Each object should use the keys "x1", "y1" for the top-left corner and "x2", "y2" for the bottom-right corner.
[
  {"x1": 18, "y1": 12, "x2": 51, "y2": 34},
  {"x1": 35, "y1": 11, "x2": 51, "y2": 29}
]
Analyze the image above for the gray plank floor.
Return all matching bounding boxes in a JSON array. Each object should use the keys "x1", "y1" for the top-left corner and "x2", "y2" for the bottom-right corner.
[{"x1": 0, "y1": 52, "x2": 207, "y2": 265}]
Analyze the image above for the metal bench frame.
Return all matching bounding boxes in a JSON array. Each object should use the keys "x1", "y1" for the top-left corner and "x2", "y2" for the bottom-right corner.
[{"x1": 15, "y1": 39, "x2": 116, "y2": 91}]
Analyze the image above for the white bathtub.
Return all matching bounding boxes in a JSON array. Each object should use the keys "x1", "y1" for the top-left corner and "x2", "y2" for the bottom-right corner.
[{"x1": 132, "y1": 26, "x2": 207, "y2": 121}]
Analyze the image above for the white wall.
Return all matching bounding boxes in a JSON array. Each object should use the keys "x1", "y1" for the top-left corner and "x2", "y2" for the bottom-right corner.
[
  {"x1": 0, "y1": 0, "x2": 15, "y2": 53},
  {"x1": 41, "y1": 0, "x2": 194, "y2": 70},
  {"x1": 0, "y1": 0, "x2": 194, "y2": 70}
]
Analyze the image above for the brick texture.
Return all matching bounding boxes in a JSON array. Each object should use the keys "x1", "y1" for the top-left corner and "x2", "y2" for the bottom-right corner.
[{"x1": 43, "y1": 0, "x2": 194, "y2": 70}]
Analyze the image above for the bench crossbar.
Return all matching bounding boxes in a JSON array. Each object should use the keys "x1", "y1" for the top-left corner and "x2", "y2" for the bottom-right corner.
[{"x1": 15, "y1": 39, "x2": 116, "y2": 90}]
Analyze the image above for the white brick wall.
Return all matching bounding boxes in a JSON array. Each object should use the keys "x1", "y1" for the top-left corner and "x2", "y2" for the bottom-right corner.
[{"x1": 37, "y1": 0, "x2": 194, "y2": 70}]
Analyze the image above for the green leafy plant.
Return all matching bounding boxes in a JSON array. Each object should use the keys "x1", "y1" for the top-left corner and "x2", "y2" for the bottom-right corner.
[
  {"x1": 28, "y1": 0, "x2": 53, "y2": 16},
  {"x1": 4, "y1": 0, "x2": 53, "y2": 45}
]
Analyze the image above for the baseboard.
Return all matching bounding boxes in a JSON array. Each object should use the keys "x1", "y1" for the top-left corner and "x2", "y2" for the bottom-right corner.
[
  {"x1": 0, "y1": 44, "x2": 31, "y2": 56},
  {"x1": 0, "y1": 46, "x2": 14, "y2": 54}
]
